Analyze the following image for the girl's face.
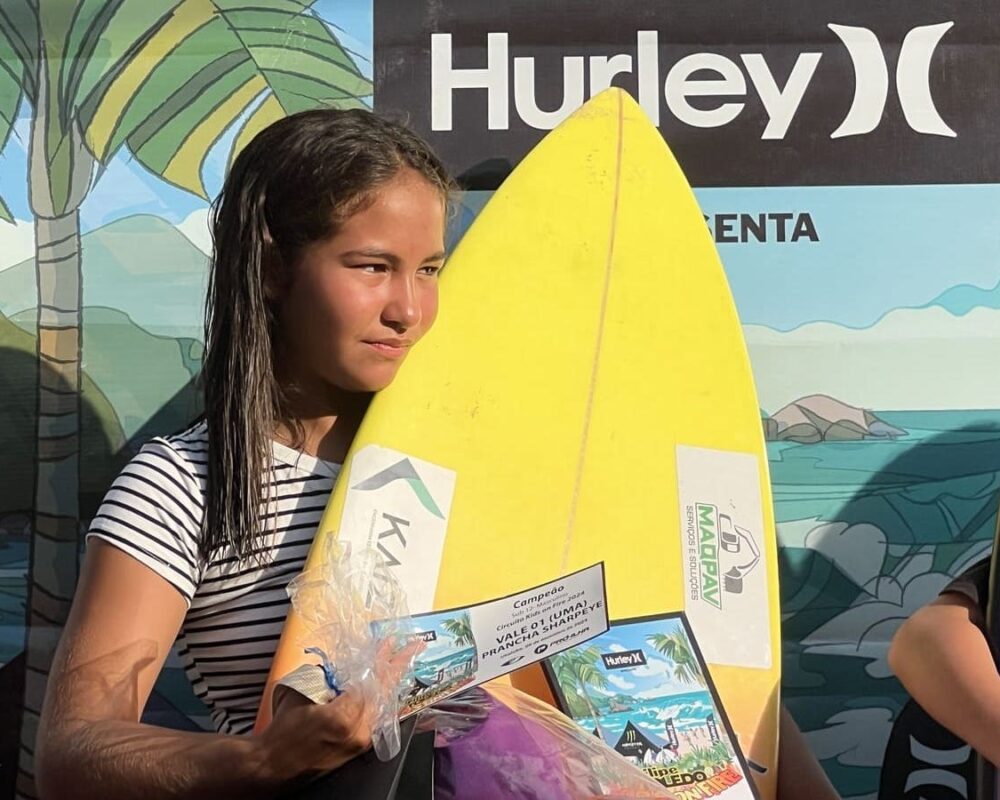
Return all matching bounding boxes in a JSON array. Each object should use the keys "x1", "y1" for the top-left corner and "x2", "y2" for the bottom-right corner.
[{"x1": 277, "y1": 167, "x2": 446, "y2": 400}]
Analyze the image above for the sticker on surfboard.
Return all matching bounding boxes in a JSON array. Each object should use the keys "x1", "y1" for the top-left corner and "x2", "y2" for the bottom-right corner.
[
  {"x1": 676, "y1": 445, "x2": 770, "y2": 670},
  {"x1": 339, "y1": 445, "x2": 456, "y2": 614}
]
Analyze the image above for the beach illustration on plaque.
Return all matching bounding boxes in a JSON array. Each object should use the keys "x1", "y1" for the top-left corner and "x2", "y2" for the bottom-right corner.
[
  {"x1": 545, "y1": 613, "x2": 756, "y2": 799},
  {"x1": 399, "y1": 609, "x2": 478, "y2": 716}
]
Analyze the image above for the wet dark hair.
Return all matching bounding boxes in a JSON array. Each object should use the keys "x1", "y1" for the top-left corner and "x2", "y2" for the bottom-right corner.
[{"x1": 202, "y1": 108, "x2": 452, "y2": 561}]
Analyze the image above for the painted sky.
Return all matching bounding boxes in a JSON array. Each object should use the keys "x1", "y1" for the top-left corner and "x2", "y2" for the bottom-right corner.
[{"x1": 699, "y1": 183, "x2": 1000, "y2": 331}]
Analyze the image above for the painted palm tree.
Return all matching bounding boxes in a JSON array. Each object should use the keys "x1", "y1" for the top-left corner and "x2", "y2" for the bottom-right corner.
[
  {"x1": 646, "y1": 630, "x2": 704, "y2": 687},
  {"x1": 0, "y1": 2, "x2": 370, "y2": 796},
  {"x1": 440, "y1": 613, "x2": 474, "y2": 648},
  {"x1": 550, "y1": 646, "x2": 609, "y2": 727}
]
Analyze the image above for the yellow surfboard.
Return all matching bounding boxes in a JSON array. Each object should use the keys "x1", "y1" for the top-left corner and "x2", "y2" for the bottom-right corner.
[{"x1": 259, "y1": 88, "x2": 780, "y2": 797}]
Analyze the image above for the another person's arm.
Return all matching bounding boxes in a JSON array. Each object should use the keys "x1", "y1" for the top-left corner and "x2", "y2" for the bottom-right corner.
[
  {"x1": 777, "y1": 704, "x2": 841, "y2": 800},
  {"x1": 35, "y1": 541, "x2": 376, "y2": 800},
  {"x1": 888, "y1": 589, "x2": 1000, "y2": 765}
]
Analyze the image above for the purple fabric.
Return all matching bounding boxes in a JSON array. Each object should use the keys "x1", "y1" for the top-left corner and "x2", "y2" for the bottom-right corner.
[{"x1": 433, "y1": 692, "x2": 579, "y2": 800}]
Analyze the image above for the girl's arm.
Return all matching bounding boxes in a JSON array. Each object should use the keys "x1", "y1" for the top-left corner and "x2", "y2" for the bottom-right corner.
[
  {"x1": 888, "y1": 592, "x2": 1000, "y2": 765},
  {"x1": 35, "y1": 541, "x2": 375, "y2": 800}
]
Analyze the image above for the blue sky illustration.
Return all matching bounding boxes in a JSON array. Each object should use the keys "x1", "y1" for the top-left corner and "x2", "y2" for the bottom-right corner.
[
  {"x1": 410, "y1": 609, "x2": 474, "y2": 662},
  {"x1": 578, "y1": 618, "x2": 706, "y2": 700},
  {"x1": 698, "y1": 183, "x2": 1000, "y2": 331}
]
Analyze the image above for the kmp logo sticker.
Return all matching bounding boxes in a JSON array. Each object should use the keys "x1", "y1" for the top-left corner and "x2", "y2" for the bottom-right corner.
[
  {"x1": 690, "y1": 504, "x2": 761, "y2": 610},
  {"x1": 429, "y1": 22, "x2": 955, "y2": 139},
  {"x1": 340, "y1": 446, "x2": 457, "y2": 614}
]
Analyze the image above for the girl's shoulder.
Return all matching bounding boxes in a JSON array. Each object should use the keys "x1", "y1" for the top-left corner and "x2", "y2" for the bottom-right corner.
[
  {"x1": 154, "y1": 418, "x2": 210, "y2": 459},
  {"x1": 88, "y1": 419, "x2": 210, "y2": 600},
  {"x1": 131, "y1": 419, "x2": 210, "y2": 498}
]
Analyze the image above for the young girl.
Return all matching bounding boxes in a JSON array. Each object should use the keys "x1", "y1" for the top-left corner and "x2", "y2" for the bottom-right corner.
[
  {"x1": 34, "y1": 108, "x2": 452, "y2": 799},
  {"x1": 32, "y1": 103, "x2": 842, "y2": 800}
]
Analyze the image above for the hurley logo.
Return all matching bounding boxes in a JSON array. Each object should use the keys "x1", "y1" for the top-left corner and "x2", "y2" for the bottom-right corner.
[
  {"x1": 828, "y1": 23, "x2": 954, "y2": 138},
  {"x1": 430, "y1": 22, "x2": 955, "y2": 139},
  {"x1": 352, "y1": 458, "x2": 445, "y2": 519},
  {"x1": 601, "y1": 649, "x2": 648, "y2": 670}
]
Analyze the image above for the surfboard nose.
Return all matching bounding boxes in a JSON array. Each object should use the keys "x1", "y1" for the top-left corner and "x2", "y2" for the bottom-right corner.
[
  {"x1": 582, "y1": 86, "x2": 654, "y2": 128},
  {"x1": 575, "y1": 86, "x2": 624, "y2": 118}
]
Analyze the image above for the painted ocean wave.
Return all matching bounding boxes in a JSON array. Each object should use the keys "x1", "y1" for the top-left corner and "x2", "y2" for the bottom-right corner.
[
  {"x1": 414, "y1": 647, "x2": 476, "y2": 683},
  {"x1": 774, "y1": 408, "x2": 1000, "y2": 799},
  {"x1": 576, "y1": 690, "x2": 717, "y2": 741}
]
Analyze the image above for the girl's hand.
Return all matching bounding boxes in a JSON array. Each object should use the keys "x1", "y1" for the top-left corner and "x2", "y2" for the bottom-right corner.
[
  {"x1": 259, "y1": 688, "x2": 375, "y2": 783},
  {"x1": 257, "y1": 638, "x2": 424, "y2": 783}
]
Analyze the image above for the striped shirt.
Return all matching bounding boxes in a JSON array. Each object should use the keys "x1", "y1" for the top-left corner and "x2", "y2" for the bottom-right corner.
[{"x1": 85, "y1": 420, "x2": 340, "y2": 735}]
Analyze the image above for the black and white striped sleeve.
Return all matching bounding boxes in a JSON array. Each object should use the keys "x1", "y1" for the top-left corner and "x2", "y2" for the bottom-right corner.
[{"x1": 85, "y1": 439, "x2": 205, "y2": 605}]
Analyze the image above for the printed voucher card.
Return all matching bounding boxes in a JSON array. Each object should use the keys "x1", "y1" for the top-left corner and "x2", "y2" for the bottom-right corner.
[
  {"x1": 391, "y1": 562, "x2": 609, "y2": 718},
  {"x1": 544, "y1": 612, "x2": 757, "y2": 799}
]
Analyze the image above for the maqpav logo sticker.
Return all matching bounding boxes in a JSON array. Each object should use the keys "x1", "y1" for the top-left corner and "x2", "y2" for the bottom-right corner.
[{"x1": 677, "y1": 445, "x2": 770, "y2": 669}]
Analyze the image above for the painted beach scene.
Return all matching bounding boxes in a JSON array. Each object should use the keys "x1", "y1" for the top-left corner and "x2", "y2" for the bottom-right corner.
[
  {"x1": 398, "y1": 609, "x2": 478, "y2": 717},
  {"x1": 546, "y1": 614, "x2": 755, "y2": 799}
]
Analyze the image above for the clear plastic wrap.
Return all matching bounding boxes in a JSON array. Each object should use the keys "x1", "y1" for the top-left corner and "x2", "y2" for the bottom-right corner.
[
  {"x1": 283, "y1": 542, "x2": 421, "y2": 761},
  {"x1": 417, "y1": 684, "x2": 678, "y2": 799}
]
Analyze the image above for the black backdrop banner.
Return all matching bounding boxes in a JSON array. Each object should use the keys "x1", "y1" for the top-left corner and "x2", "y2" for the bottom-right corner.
[{"x1": 374, "y1": 0, "x2": 999, "y2": 188}]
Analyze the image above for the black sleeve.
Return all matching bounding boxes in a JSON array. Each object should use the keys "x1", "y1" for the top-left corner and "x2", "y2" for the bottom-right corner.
[{"x1": 940, "y1": 556, "x2": 991, "y2": 612}]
